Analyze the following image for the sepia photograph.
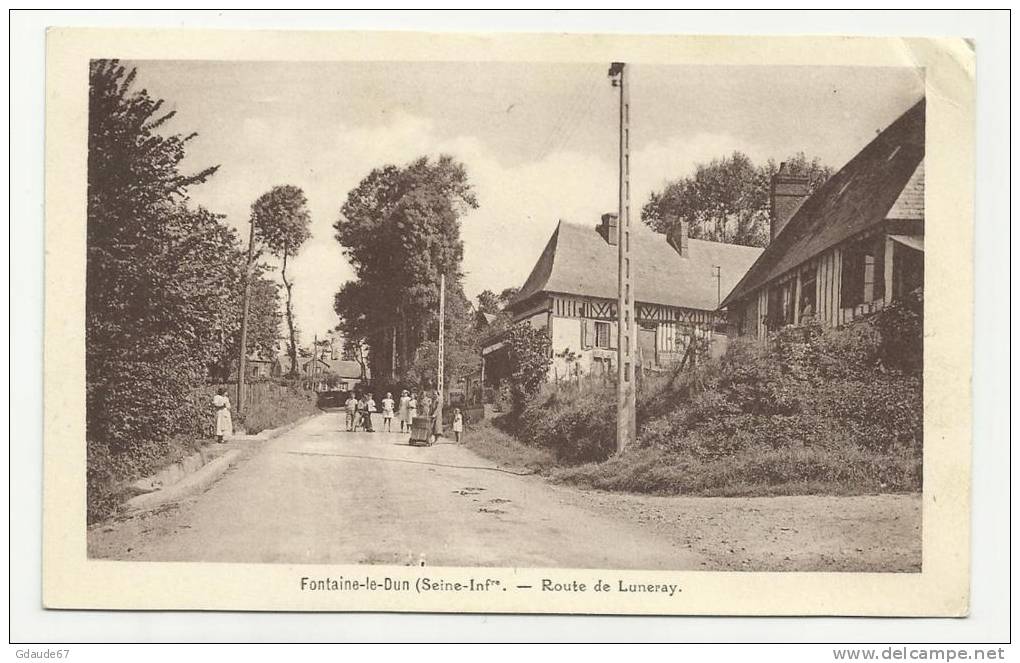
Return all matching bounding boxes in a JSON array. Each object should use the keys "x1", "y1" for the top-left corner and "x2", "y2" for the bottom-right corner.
[
  {"x1": 37, "y1": 26, "x2": 977, "y2": 617},
  {"x1": 82, "y1": 58, "x2": 926, "y2": 573}
]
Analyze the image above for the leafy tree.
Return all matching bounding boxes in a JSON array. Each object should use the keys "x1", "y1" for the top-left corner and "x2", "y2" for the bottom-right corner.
[
  {"x1": 504, "y1": 322, "x2": 552, "y2": 412},
  {"x1": 642, "y1": 151, "x2": 832, "y2": 248},
  {"x1": 472, "y1": 288, "x2": 513, "y2": 336},
  {"x1": 86, "y1": 59, "x2": 228, "y2": 462},
  {"x1": 404, "y1": 283, "x2": 481, "y2": 389},
  {"x1": 476, "y1": 289, "x2": 501, "y2": 315},
  {"x1": 498, "y1": 287, "x2": 520, "y2": 309},
  {"x1": 333, "y1": 155, "x2": 478, "y2": 384},
  {"x1": 251, "y1": 185, "x2": 312, "y2": 376}
]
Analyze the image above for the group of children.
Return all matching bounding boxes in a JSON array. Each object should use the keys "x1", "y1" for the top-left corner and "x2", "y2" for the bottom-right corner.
[
  {"x1": 212, "y1": 386, "x2": 465, "y2": 445},
  {"x1": 342, "y1": 389, "x2": 464, "y2": 443}
]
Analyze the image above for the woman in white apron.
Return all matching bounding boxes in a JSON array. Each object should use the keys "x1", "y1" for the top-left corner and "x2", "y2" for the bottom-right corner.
[{"x1": 213, "y1": 387, "x2": 233, "y2": 443}]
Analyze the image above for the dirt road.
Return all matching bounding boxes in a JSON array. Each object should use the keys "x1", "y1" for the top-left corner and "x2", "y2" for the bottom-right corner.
[
  {"x1": 89, "y1": 412, "x2": 702, "y2": 568},
  {"x1": 89, "y1": 412, "x2": 921, "y2": 571}
]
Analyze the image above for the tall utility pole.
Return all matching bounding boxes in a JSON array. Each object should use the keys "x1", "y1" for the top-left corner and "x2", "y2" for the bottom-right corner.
[
  {"x1": 436, "y1": 273, "x2": 446, "y2": 432},
  {"x1": 236, "y1": 217, "x2": 257, "y2": 412},
  {"x1": 609, "y1": 62, "x2": 636, "y2": 453}
]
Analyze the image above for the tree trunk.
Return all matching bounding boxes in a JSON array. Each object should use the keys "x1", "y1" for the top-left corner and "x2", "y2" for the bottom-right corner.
[{"x1": 281, "y1": 249, "x2": 298, "y2": 377}]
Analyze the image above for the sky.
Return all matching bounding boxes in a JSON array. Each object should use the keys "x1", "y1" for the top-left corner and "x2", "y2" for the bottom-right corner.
[{"x1": 126, "y1": 60, "x2": 924, "y2": 340}]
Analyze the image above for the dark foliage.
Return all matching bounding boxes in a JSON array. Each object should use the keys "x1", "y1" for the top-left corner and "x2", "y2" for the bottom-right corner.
[
  {"x1": 86, "y1": 60, "x2": 281, "y2": 522},
  {"x1": 333, "y1": 156, "x2": 479, "y2": 385},
  {"x1": 642, "y1": 151, "x2": 833, "y2": 248},
  {"x1": 502, "y1": 322, "x2": 552, "y2": 413}
]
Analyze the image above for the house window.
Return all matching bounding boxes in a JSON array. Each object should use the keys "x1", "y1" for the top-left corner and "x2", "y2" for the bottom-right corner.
[
  {"x1": 594, "y1": 321, "x2": 611, "y2": 349},
  {"x1": 841, "y1": 237, "x2": 886, "y2": 308},
  {"x1": 799, "y1": 267, "x2": 817, "y2": 320},
  {"x1": 767, "y1": 280, "x2": 795, "y2": 329}
]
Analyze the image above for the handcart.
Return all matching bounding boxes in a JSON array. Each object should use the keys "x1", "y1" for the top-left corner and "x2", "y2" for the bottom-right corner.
[{"x1": 408, "y1": 416, "x2": 434, "y2": 447}]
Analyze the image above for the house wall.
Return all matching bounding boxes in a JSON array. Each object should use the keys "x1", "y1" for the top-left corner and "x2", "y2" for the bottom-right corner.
[
  {"x1": 734, "y1": 227, "x2": 911, "y2": 339},
  {"x1": 545, "y1": 294, "x2": 719, "y2": 382},
  {"x1": 512, "y1": 297, "x2": 551, "y2": 331}
]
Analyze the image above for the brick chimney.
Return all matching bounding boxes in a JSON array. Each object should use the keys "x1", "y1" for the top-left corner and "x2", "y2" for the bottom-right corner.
[
  {"x1": 597, "y1": 213, "x2": 619, "y2": 246},
  {"x1": 770, "y1": 162, "x2": 810, "y2": 241},
  {"x1": 667, "y1": 220, "x2": 690, "y2": 258}
]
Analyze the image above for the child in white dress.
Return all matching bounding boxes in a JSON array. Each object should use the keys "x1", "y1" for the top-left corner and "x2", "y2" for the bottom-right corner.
[
  {"x1": 452, "y1": 408, "x2": 463, "y2": 444},
  {"x1": 381, "y1": 392, "x2": 395, "y2": 432}
]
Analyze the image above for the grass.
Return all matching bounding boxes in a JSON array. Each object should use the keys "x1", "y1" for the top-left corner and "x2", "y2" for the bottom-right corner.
[
  {"x1": 463, "y1": 418, "x2": 557, "y2": 474},
  {"x1": 549, "y1": 443, "x2": 920, "y2": 497},
  {"x1": 468, "y1": 312, "x2": 923, "y2": 499}
]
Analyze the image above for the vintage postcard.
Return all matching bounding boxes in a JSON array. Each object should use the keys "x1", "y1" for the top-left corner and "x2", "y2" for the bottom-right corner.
[{"x1": 43, "y1": 28, "x2": 973, "y2": 615}]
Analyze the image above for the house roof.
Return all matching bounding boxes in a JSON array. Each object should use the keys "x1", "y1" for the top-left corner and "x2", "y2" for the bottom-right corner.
[
  {"x1": 721, "y1": 97, "x2": 925, "y2": 307},
  {"x1": 511, "y1": 220, "x2": 763, "y2": 313},
  {"x1": 302, "y1": 355, "x2": 364, "y2": 379}
]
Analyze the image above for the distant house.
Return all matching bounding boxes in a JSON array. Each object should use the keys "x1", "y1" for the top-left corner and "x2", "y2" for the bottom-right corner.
[
  {"x1": 229, "y1": 352, "x2": 279, "y2": 380},
  {"x1": 300, "y1": 354, "x2": 368, "y2": 392},
  {"x1": 481, "y1": 216, "x2": 763, "y2": 385},
  {"x1": 474, "y1": 310, "x2": 498, "y2": 331},
  {"x1": 722, "y1": 98, "x2": 925, "y2": 336}
]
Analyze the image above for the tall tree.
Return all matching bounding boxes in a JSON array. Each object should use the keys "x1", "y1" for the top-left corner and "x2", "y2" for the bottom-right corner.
[
  {"x1": 641, "y1": 151, "x2": 832, "y2": 248},
  {"x1": 87, "y1": 59, "x2": 228, "y2": 458},
  {"x1": 334, "y1": 155, "x2": 478, "y2": 385},
  {"x1": 251, "y1": 185, "x2": 312, "y2": 377}
]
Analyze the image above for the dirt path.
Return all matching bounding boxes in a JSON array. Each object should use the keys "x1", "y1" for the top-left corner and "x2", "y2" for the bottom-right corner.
[
  {"x1": 89, "y1": 412, "x2": 921, "y2": 572},
  {"x1": 552, "y1": 488, "x2": 921, "y2": 572},
  {"x1": 89, "y1": 413, "x2": 703, "y2": 569}
]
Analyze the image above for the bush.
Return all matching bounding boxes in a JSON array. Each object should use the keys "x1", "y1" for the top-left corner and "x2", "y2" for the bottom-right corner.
[
  {"x1": 476, "y1": 312, "x2": 923, "y2": 498},
  {"x1": 873, "y1": 290, "x2": 923, "y2": 372},
  {"x1": 87, "y1": 433, "x2": 203, "y2": 524},
  {"x1": 503, "y1": 322, "x2": 552, "y2": 413}
]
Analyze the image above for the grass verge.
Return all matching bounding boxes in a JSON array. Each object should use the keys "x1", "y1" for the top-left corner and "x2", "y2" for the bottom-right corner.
[{"x1": 463, "y1": 418, "x2": 557, "y2": 474}]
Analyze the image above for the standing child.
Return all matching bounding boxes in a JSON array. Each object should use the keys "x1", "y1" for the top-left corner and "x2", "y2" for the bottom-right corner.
[
  {"x1": 344, "y1": 392, "x2": 358, "y2": 431},
  {"x1": 212, "y1": 388, "x2": 233, "y2": 444},
  {"x1": 381, "y1": 392, "x2": 395, "y2": 432},
  {"x1": 452, "y1": 408, "x2": 463, "y2": 444},
  {"x1": 364, "y1": 393, "x2": 377, "y2": 432},
  {"x1": 356, "y1": 394, "x2": 367, "y2": 432}
]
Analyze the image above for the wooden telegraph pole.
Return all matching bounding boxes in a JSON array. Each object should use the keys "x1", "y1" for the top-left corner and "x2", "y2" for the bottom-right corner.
[
  {"x1": 437, "y1": 273, "x2": 446, "y2": 434},
  {"x1": 236, "y1": 216, "x2": 257, "y2": 412},
  {"x1": 609, "y1": 62, "x2": 636, "y2": 453}
]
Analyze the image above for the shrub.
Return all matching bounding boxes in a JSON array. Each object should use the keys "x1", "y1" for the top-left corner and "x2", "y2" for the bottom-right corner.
[
  {"x1": 873, "y1": 290, "x2": 923, "y2": 372},
  {"x1": 497, "y1": 385, "x2": 617, "y2": 464},
  {"x1": 476, "y1": 312, "x2": 923, "y2": 498},
  {"x1": 503, "y1": 322, "x2": 552, "y2": 413}
]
